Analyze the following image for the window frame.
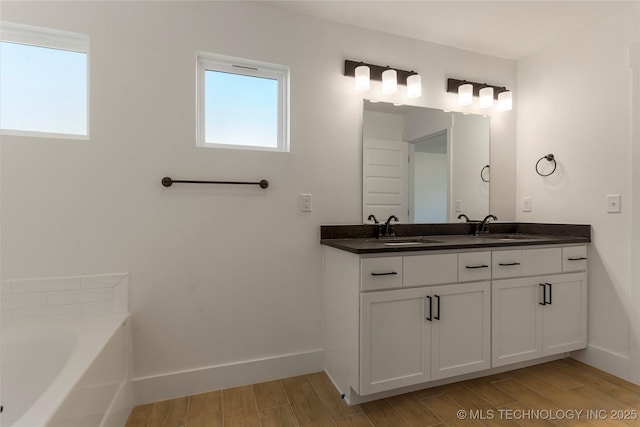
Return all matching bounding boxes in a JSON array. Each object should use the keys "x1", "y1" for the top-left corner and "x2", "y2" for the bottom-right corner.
[
  {"x1": 196, "y1": 52, "x2": 290, "y2": 152},
  {"x1": 0, "y1": 21, "x2": 90, "y2": 140}
]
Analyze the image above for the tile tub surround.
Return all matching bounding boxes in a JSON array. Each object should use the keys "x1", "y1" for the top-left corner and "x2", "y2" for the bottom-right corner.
[
  {"x1": 1, "y1": 273, "x2": 129, "y2": 323},
  {"x1": 320, "y1": 222, "x2": 591, "y2": 254}
]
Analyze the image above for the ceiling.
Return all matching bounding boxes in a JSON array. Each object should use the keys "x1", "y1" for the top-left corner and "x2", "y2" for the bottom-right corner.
[{"x1": 266, "y1": 1, "x2": 638, "y2": 60}]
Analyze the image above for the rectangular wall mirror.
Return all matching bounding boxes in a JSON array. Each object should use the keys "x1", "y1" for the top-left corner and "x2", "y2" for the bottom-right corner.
[{"x1": 362, "y1": 100, "x2": 490, "y2": 224}]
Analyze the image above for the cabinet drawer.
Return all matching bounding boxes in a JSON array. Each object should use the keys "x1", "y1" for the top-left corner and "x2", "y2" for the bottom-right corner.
[
  {"x1": 361, "y1": 257, "x2": 403, "y2": 291},
  {"x1": 404, "y1": 253, "x2": 457, "y2": 287},
  {"x1": 522, "y1": 248, "x2": 562, "y2": 276},
  {"x1": 492, "y1": 250, "x2": 523, "y2": 279},
  {"x1": 458, "y1": 252, "x2": 491, "y2": 282},
  {"x1": 563, "y1": 246, "x2": 588, "y2": 272}
]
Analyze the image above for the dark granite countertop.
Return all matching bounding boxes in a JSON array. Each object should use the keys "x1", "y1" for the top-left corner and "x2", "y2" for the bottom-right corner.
[{"x1": 320, "y1": 222, "x2": 591, "y2": 254}]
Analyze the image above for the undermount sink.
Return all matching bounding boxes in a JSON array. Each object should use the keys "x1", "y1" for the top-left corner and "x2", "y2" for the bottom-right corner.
[
  {"x1": 368, "y1": 238, "x2": 442, "y2": 246},
  {"x1": 383, "y1": 241, "x2": 425, "y2": 246},
  {"x1": 482, "y1": 233, "x2": 542, "y2": 241}
]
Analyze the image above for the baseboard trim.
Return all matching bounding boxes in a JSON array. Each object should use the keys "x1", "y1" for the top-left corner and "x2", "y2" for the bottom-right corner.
[
  {"x1": 340, "y1": 354, "x2": 566, "y2": 405},
  {"x1": 571, "y1": 344, "x2": 630, "y2": 381},
  {"x1": 132, "y1": 350, "x2": 324, "y2": 405}
]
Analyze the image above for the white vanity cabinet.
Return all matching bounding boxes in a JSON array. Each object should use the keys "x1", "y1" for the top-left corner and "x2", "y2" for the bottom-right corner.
[
  {"x1": 359, "y1": 280, "x2": 490, "y2": 395},
  {"x1": 491, "y1": 246, "x2": 588, "y2": 367},
  {"x1": 359, "y1": 286, "x2": 431, "y2": 394},
  {"x1": 323, "y1": 243, "x2": 587, "y2": 403}
]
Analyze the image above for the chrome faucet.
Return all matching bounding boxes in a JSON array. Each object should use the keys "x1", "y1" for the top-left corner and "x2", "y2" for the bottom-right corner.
[
  {"x1": 382, "y1": 215, "x2": 399, "y2": 238},
  {"x1": 479, "y1": 214, "x2": 498, "y2": 234}
]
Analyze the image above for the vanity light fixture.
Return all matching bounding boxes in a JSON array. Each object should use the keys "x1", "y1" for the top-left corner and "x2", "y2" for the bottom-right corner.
[
  {"x1": 382, "y1": 68, "x2": 398, "y2": 94},
  {"x1": 498, "y1": 90, "x2": 513, "y2": 111},
  {"x1": 458, "y1": 83, "x2": 473, "y2": 106},
  {"x1": 354, "y1": 65, "x2": 370, "y2": 91},
  {"x1": 406, "y1": 73, "x2": 422, "y2": 98},
  {"x1": 447, "y1": 78, "x2": 512, "y2": 111},
  {"x1": 344, "y1": 60, "x2": 421, "y2": 98},
  {"x1": 479, "y1": 86, "x2": 494, "y2": 108}
]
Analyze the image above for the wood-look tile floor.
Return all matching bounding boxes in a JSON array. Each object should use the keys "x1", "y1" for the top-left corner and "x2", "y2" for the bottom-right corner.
[{"x1": 125, "y1": 358, "x2": 640, "y2": 427}]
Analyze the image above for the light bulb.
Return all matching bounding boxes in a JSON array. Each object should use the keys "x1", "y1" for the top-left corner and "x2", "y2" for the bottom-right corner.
[
  {"x1": 479, "y1": 86, "x2": 494, "y2": 108},
  {"x1": 382, "y1": 69, "x2": 397, "y2": 94},
  {"x1": 458, "y1": 83, "x2": 473, "y2": 106},
  {"x1": 498, "y1": 90, "x2": 513, "y2": 111},
  {"x1": 406, "y1": 74, "x2": 421, "y2": 98},
  {"x1": 354, "y1": 65, "x2": 370, "y2": 91}
]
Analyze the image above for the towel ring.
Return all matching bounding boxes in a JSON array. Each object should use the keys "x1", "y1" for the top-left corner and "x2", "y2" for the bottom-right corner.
[
  {"x1": 535, "y1": 154, "x2": 557, "y2": 177},
  {"x1": 480, "y1": 165, "x2": 490, "y2": 182}
]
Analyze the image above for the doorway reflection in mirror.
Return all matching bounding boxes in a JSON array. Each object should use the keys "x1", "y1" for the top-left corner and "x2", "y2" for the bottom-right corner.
[{"x1": 362, "y1": 101, "x2": 490, "y2": 224}]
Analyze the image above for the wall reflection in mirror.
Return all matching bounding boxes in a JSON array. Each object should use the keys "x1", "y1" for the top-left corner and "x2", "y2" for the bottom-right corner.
[{"x1": 362, "y1": 100, "x2": 490, "y2": 224}]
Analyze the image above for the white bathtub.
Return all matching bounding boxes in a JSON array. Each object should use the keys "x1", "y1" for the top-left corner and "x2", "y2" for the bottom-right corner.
[{"x1": 1, "y1": 313, "x2": 132, "y2": 427}]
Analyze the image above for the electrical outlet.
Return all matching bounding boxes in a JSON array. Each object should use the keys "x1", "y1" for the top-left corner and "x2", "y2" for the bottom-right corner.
[
  {"x1": 455, "y1": 200, "x2": 462, "y2": 213},
  {"x1": 522, "y1": 197, "x2": 532, "y2": 212},
  {"x1": 301, "y1": 194, "x2": 312, "y2": 212},
  {"x1": 607, "y1": 194, "x2": 621, "y2": 213}
]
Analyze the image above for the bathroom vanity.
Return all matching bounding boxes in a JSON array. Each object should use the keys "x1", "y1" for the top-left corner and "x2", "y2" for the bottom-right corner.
[{"x1": 320, "y1": 223, "x2": 589, "y2": 404}]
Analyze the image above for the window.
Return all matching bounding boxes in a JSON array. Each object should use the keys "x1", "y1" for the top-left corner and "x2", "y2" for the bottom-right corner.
[
  {"x1": 0, "y1": 22, "x2": 89, "y2": 138},
  {"x1": 197, "y1": 52, "x2": 289, "y2": 152}
]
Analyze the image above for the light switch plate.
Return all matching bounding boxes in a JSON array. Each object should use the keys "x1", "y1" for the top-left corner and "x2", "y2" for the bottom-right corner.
[
  {"x1": 607, "y1": 194, "x2": 621, "y2": 213},
  {"x1": 301, "y1": 194, "x2": 312, "y2": 212},
  {"x1": 522, "y1": 197, "x2": 532, "y2": 212},
  {"x1": 455, "y1": 200, "x2": 462, "y2": 213}
]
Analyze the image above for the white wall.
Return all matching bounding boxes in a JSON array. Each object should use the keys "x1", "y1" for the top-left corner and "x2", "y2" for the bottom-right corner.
[
  {"x1": 0, "y1": 1, "x2": 517, "y2": 402},
  {"x1": 517, "y1": 3, "x2": 640, "y2": 379},
  {"x1": 404, "y1": 107, "x2": 452, "y2": 141},
  {"x1": 362, "y1": 110, "x2": 404, "y2": 140},
  {"x1": 450, "y1": 113, "x2": 490, "y2": 221}
]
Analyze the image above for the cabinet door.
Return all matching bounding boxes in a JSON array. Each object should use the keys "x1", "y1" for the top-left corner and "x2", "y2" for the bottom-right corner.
[
  {"x1": 562, "y1": 246, "x2": 588, "y2": 272},
  {"x1": 360, "y1": 287, "x2": 431, "y2": 395},
  {"x1": 492, "y1": 277, "x2": 542, "y2": 367},
  {"x1": 542, "y1": 272, "x2": 588, "y2": 355},
  {"x1": 492, "y1": 249, "x2": 523, "y2": 279},
  {"x1": 431, "y1": 282, "x2": 491, "y2": 380},
  {"x1": 403, "y1": 253, "x2": 457, "y2": 287},
  {"x1": 458, "y1": 252, "x2": 491, "y2": 282},
  {"x1": 361, "y1": 257, "x2": 403, "y2": 291},
  {"x1": 522, "y1": 248, "x2": 562, "y2": 276}
]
